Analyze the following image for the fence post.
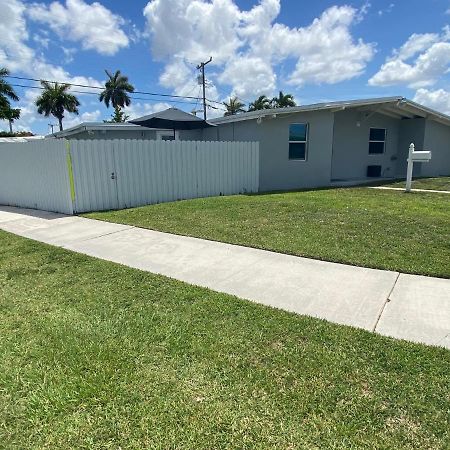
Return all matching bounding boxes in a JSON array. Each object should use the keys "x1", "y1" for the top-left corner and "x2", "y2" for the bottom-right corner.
[{"x1": 405, "y1": 143, "x2": 414, "y2": 193}]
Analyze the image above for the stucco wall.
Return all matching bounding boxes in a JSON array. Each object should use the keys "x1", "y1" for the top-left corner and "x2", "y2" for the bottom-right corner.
[
  {"x1": 66, "y1": 129, "x2": 158, "y2": 140},
  {"x1": 209, "y1": 110, "x2": 334, "y2": 191},
  {"x1": 422, "y1": 120, "x2": 450, "y2": 177},
  {"x1": 331, "y1": 110, "x2": 400, "y2": 180},
  {"x1": 397, "y1": 118, "x2": 426, "y2": 177}
]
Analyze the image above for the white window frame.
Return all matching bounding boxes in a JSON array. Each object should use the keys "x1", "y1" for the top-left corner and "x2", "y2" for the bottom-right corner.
[
  {"x1": 288, "y1": 123, "x2": 308, "y2": 161},
  {"x1": 156, "y1": 130, "x2": 179, "y2": 141},
  {"x1": 369, "y1": 128, "x2": 386, "y2": 155}
]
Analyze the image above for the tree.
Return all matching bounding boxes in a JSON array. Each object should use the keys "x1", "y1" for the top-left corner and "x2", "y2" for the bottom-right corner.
[
  {"x1": 223, "y1": 97, "x2": 246, "y2": 116},
  {"x1": 0, "y1": 106, "x2": 20, "y2": 133},
  {"x1": 248, "y1": 95, "x2": 271, "y2": 112},
  {"x1": 104, "y1": 105, "x2": 130, "y2": 123},
  {"x1": 271, "y1": 91, "x2": 296, "y2": 108},
  {"x1": 0, "y1": 68, "x2": 19, "y2": 108},
  {"x1": 99, "y1": 70, "x2": 134, "y2": 119},
  {"x1": 35, "y1": 81, "x2": 80, "y2": 131}
]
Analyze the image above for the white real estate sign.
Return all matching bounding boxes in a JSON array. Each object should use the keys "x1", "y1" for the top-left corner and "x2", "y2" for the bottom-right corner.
[{"x1": 406, "y1": 143, "x2": 431, "y2": 192}]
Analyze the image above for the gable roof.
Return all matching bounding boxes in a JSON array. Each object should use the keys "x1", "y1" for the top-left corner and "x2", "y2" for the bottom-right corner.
[{"x1": 210, "y1": 97, "x2": 450, "y2": 126}]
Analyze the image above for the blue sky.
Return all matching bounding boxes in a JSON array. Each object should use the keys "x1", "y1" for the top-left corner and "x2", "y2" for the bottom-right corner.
[{"x1": 1, "y1": 0, "x2": 450, "y2": 134}]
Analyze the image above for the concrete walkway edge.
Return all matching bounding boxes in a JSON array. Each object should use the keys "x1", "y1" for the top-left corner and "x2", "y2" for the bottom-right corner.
[{"x1": 1, "y1": 205, "x2": 449, "y2": 350}]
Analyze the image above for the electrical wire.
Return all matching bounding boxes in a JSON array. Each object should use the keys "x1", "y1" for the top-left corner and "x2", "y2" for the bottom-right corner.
[
  {"x1": 5, "y1": 75, "x2": 224, "y2": 106},
  {"x1": 8, "y1": 83, "x2": 199, "y2": 106}
]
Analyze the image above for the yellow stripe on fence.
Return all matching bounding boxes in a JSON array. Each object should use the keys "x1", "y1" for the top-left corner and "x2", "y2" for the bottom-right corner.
[{"x1": 65, "y1": 140, "x2": 76, "y2": 203}]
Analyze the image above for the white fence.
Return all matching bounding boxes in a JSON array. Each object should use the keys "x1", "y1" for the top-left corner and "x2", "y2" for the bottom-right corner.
[
  {"x1": 0, "y1": 140, "x2": 73, "y2": 214},
  {"x1": 0, "y1": 139, "x2": 259, "y2": 214}
]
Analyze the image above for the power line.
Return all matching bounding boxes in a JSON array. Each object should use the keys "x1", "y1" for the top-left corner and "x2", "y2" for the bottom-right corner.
[
  {"x1": 5, "y1": 74, "x2": 224, "y2": 106},
  {"x1": 8, "y1": 83, "x2": 200, "y2": 106}
]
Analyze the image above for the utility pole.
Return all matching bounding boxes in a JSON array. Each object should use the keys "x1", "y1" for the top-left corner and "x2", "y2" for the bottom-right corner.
[{"x1": 197, "y1": 57, "x2": 212, "y2": 120}]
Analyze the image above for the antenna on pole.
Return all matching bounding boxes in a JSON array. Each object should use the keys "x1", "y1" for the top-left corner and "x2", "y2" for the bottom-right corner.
[{"x1": 196, "y1": 57, "x2": 212, "y2": 121}]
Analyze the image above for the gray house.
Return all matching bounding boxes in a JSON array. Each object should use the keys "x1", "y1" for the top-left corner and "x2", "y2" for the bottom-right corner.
[
  {"x1": 52, "y1": 98, "x2": 450, "y2": 192},
  {"x1": 203, "y1": 97, "x2": 450, "y2": 191}
]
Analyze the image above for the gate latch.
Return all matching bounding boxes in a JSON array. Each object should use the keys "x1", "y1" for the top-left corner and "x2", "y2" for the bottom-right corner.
[{"x1": 111, "y1": 172, "x2": 116, "y2": 180}]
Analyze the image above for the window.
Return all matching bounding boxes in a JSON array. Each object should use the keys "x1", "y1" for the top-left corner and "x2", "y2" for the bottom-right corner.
[
  {"x1": 156, "y1": 130, "x2": 179, "y2": 141},
  {"x1": 289, "y1": 123, "x2": 308, "y2": 160},
  {"x1": 369, "y1": 128, "x2": 386, "y2": 154}
]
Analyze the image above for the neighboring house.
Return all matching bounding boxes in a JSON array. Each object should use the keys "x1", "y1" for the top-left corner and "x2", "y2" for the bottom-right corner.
[
  {"x1": 0, "y1": 136, "x2": 45, "y2": 144},
  {"x1": 50, "y1": 122, "x2": 190, "y2": 141},
  {"x1": 204, "y1": 97, "x2": 450, "y2": 191}
]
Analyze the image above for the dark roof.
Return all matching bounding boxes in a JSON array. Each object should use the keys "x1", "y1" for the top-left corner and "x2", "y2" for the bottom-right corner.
[{"x1": 130, "y1": 107, "x2": 215, "y2": 130}]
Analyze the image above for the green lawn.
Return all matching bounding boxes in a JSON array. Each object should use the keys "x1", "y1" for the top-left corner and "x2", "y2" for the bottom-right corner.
[
  {"x1": 1, "y1": 231, "x2": 449, "y2": 449},
  {"x1": 86, "y1": 187, "x2": 450, "y2": 279},
  {"x1": 384, "y1": 177, "x2": 450, "y2": 191}
]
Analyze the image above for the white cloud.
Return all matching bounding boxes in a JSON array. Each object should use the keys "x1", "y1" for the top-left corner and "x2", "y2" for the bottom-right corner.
[
  {"x1": 283, "y1": 6, "x2": 374, "y2": 86},
  {"x1": 143, "y1": 0, "x2": 374, "y2": 100},
  {"x1": 0, "y1": 0, "x2": 101, "y2": 88},
  {"x1": 413, "y1": 88, "x2": 450, "y2": 115},
  {"x1": 63, "y1": 109, "x2": 102, "y2": 129},
  {"x1": 378, "y1": 3, "x2": 394, "y2": 16},
  {"x1": 124, "y1": 101, "x2": 172, "y2": 120},
  {"x1": 27, "y1": 0, "x2": 129, "y2": 56},
  {"x1": 218, "y1": 56, "x2": 276, "y2": 99},
  {"x1": 0, "y1": 0, "x2": 35, "y2": 73},
  {"x1": 369, "y1": 27, "x2": 450, "y2": 88},
  {"x1": 144, "y1": 0, "x2": 242, "y2": 64}
]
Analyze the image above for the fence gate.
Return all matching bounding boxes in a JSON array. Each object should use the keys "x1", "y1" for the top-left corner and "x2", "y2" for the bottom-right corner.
[{"x1": 70, "y1": 140, "x2": 120, "y2": 213}]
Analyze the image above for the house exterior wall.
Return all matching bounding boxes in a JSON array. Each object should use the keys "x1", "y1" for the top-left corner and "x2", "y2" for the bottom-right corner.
[
  {"x1": 397, "y1": 118, "x2": 426, "y2": 177},
  {"x1": 65, "y1": 129, "x2": 158, "y2": 140},
  {"x1": 331, "y1": 110, "x2": 400, "y2": 180},
  {"x1": 58, "y1": 128, "x2": 203, "y2": 141},
  {"x1": 209, "y1": 110, "x2": 335, "y2": 192},
  {"x1": 422, "y1": 120, "x2": 450, "y2": 176}
]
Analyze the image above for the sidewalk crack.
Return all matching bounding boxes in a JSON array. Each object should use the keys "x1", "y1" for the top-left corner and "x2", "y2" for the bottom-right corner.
[
  {"x1": 62, "y1": 226, "x2": 134, "y2": 246},
  {"x1": 372, "y1": 272, "x2": 400, "y2": 332}
]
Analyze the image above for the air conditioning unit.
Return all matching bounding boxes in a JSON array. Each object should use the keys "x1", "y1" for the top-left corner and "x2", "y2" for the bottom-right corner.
[{"x1": 367, "y1": 165, "x2": 382, "y2": 177}]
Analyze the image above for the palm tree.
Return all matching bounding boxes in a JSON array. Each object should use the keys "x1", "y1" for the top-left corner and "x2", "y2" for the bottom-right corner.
[
  {"x1": 223, "y1": 97, "x2": 246, "y2": 116},
  {"x1": 271, "y1": 91, "x2": 296, "y2": 108},
  {"x1": 35, "y1": 81, "x2": 80, "y2": 131},
  {"x1": 0, "y1": 106, "x2": 20, "y2": 133},
  {"x1": 248, "y1": 95, "x2": 271, "y2": 112},
  {"x1": 0, "y1": 68, "x2": 19, "y2": 108},
  {"x1": 99, "y1": 70, "x2": 134, "y2": 112}
]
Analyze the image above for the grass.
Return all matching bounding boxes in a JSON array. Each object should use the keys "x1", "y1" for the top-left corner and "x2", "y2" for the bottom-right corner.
[
  {"x1": 384, "y1": 177, "x2": 450, "y2": 191},
  {"x1": 1, "y1": 230, "x2": 449, "y2": 449},
  {"x1": 85, "y1": 187, "x2": 450, "y2": 279}
]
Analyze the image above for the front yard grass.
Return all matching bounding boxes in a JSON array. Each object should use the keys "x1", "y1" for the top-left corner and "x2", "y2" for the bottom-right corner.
[
  {"x1": 384, "y1": 177, "x2": 450, "y2": 191},
  {"x1": 1, "y1": 230, "x2": 449, "y2": 449},
  {"x1": 85, "y1": 187, "x2": 450, "y2": 278}
]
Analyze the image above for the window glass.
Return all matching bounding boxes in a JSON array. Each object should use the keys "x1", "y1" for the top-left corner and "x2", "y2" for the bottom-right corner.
[
  {"x1": 369, "y1": 128, "x2": 386, "y2": 141},
  {"x1": 289, "y1": 123, "x2": 308, "y2": 160},
  {"x1": 289, "y1": 142, "x2": 306, "y2": 160},
  {"x1": 369, "y1": 141, "x2": 385, "y2": 154},
  {"x1": 369, "y1": 128, "x2": 386, "y2": 154},
  {"x1": 289, "y1": 124, "x2": 307, "y2": 142}
]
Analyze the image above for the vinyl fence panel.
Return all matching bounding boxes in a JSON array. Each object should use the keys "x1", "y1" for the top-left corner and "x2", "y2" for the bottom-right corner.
[
  {"x1": 0, "y1": 140, "x2": 73, "y2": 214},
  {"x1": 69, "y1": 139, "x2": 259, "y2": 213},
  {"x1": 0, "y1": 139, "x2": 259, "y2": 215}
]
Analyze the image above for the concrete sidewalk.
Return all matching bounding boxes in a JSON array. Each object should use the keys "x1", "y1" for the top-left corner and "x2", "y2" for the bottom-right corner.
[
  {"x1": 1, "y1": 205, "x2": 449, "y2": 349},
  {"x1": 369, "y1": 186, "x2": 450, "y2": 194}
]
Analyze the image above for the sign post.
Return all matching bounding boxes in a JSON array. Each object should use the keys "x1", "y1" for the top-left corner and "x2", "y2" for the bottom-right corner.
[{"x1": 405, "y1": 143, "x2": 431, "y2": 192}]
